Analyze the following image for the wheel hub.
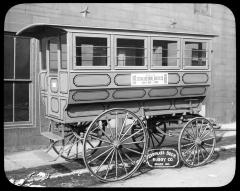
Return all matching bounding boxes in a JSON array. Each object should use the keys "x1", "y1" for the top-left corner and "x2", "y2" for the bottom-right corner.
[
  {"x1": 113, "y1": 139, "x2": 120, "y2": 149},
  {"x1": 195, "y1": 137, "x2": 202, "y2": 146}
]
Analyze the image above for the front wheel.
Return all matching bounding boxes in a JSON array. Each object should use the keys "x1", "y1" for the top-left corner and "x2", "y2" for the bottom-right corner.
[
  {"x1": 83, "y1": 108, "x2": 148, "y2": 182},
  {"x1": 178, "y1": 117, "x2": 216, "y2": 167}
]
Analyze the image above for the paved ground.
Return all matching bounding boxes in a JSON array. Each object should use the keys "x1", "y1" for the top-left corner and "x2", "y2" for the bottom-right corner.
[{"x1": 4, "y1": 123, "x2": 236, "y2": 187}]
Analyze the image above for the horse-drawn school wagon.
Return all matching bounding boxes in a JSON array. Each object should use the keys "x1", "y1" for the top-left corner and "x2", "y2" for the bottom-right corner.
[{"x1": 17, "y1": 24, "x2": 218, "y2": 182}]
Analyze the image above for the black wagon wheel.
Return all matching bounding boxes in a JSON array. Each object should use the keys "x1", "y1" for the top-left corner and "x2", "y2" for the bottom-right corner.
[
  {"x1": 132, "y1": 117, "x2": 166, "y2": 149},
  {"x1": 83, "y1": 108, "x2": 148, "y2": 182},
  {"x1": 178, "y1": 117, "x2": 216, "y2": 167},
  {"x1": 49, "y1": 121, "x2": 102, "y2": 161}
]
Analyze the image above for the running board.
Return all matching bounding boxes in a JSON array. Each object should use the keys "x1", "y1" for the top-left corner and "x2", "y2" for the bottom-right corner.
[{"x1": 41, "y1": 131, "x2": 64, "y2": 142}]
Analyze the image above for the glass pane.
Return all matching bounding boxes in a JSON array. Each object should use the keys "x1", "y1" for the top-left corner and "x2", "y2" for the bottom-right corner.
[
  {"x1": 117, "y1": 39, "x2": 145, "y2": 66},
  {"x1": 4, "y1": 35, "x2": 14, "y2": 79},
  {"x1": 4, "y1": 83, "x2": 13, "y2": 122},
  {"x1": 76, "y1": 37, "x2": 107, "y2": 66},
  {"x1": 49, "y1": 38, "x2": 59, "y2": 73},
  {"x1": 41, "y1": 38, "x2": 47, "y2": 70},
  {"x1": 14, "y1": 82, "x2": 29, "y2": 121},
  {"x1": 184, "y1": 41, "x2": 207, "y2": 66},
  {"x1": 60, "y1": 35, "x2": 67, "y2": 69},
  {"x1": 15, "y1": 37, "x2": 30, "y2": 79},
  {"x1": 152, "y1": 40, "x2": 178, "y2": 66}
]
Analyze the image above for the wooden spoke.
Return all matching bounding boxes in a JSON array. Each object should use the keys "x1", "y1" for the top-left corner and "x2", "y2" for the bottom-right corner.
[
  {"x1": 95, "y1": 149, "x2": 114, "y2": 174},
  {"x1": 123, "y1": 147, "x2": 142, "y2": 155},
  {"x1": 117, "y1": 150, "x2": 128, "y2": 174},
  {"x1": 151, "y1": 133, "x2": 161, "y2": 145},
  {"x1": 118, "y1": 113, "x2": 129, "y2": 140},
  {"x1": 200, "y1": 130, "x2": 212, "y2": 140},
  {"x1": 120, "y1": 148, "x2": 134, "y2": 164},
  {"x1": 89, "y1": 134, "x2": 112, "y2": 144},
  {"x1": 120, "y1": 128, "x2": 143, "y2": 143},
  {"x1": 203, "y1": 143, "x2": 214, "y2": 147},
  {"x1": 88, "y1": 144, "x2": 113, "y2": 150},
  {"x1": 181, "y1": 142, "x2": 195, "y2": 148},
  {"x1": 115, "y1": 112, "x2": 118, "y2": 139},
  {"x1": 184, "y1": 129, "x2": 196, "y2": 140},
  {"x1": 201, "y1": 137, "x2": 215, "y2": 142},
  {"x1": 88, "y1": 146, "x2": 113, "y2": 164},
  {"x1": 183, "y1": 144, "x2": 195, "y2": 156},
  {"x1": 182, "y1": 136, "x2": 195, "y2": 142},
  {"x1": 119, "y1": 119, "x2": 137, "y2": 142},
  {"x1": 121, "y1": 140, "x2": 145, "y2": 145},
  {"x1": 104, "y1": 150, "x2": 115, "y2": 179}
]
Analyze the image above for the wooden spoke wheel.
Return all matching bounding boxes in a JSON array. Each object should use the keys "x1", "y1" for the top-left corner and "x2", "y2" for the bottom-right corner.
[
  {"x1": 132, "y1": 117, "x2": 166, "y2": 149},
  {"x1": 49, "y1": 121, "x2": 102, "y2": 161},
  {"x1": 83, "y1": 108, "x2": 147, "y2": 182},
  {"x1": 178, "y1": 117, "x2": 216, "y2": 167}
]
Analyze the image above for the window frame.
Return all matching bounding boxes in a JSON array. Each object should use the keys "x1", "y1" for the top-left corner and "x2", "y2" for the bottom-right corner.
[
  {"x1": 72, "y1": 32, "x2": 111, "y2": 70},
  {"x1": 150, "y1": 36, "x2": 181, "y2": 70},
  {"x1": 4, "y1": 33, "x2": 35, "y2": 128},
  {"x1": 113, "y1": 34, "x2": 148, "y2": 70},
  {"x1": 182, "y1": 38, "x2": 210, "y2": 70}
]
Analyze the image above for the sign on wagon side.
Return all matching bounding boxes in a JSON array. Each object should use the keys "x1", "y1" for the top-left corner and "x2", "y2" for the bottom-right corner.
[
  {"x1": 147, "y1": 148, "x2": 179, "y2": 168},
  {"x1": 131, "y1": 73, "x2": 168, "y2": 86}
]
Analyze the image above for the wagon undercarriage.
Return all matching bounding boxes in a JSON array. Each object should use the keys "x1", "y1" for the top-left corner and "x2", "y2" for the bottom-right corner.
[{"x1": 44, "y1": 108, "x2": 216, "y2": 182}]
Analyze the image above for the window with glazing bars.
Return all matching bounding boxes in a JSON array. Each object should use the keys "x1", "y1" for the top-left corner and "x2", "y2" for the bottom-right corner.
[
  {"x1": 184, "y1": 41, "x2": 207, "y2": 66},
  {"x1": 75, "y1": 37, "x2": 108, "y2": 66},
  {"x1": 116, "y1": 38, "x2": 145, "y2": 66},
  {"x1": 4, "y1": 34, "x2": 31, "y2": 123},
  {"x1": 152, "y1": 40, "x2": 179, "y2": 66}
]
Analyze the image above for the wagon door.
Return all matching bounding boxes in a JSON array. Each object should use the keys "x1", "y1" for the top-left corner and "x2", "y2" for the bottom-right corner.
[{"x1": 46, "y1": 37, "x2": 61, "y2": 119}]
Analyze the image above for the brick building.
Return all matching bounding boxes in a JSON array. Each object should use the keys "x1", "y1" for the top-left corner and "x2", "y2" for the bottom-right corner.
[{"x1": 4, "y1": 3, "x2": 236, "y2": 152}]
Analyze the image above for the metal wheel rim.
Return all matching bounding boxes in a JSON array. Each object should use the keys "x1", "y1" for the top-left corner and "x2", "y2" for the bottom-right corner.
[
  {"x1": 83, "y1": 108, "x2": 147, "y2": 182},
  {"x1": 178, "y1": 117, "x2": 216, "y2": 167}
]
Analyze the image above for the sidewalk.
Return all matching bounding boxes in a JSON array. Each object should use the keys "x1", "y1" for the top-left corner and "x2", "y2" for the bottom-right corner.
[{"x1": 4, "y1": 122, "x2": 236, "y2": 172}]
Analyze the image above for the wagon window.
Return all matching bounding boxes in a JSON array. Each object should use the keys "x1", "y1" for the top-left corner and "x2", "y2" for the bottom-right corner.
[
  {"x1": 152, "y1": 40, "x2": 178, "y2": 67},
  {"x1": 60, "y1": 35, "x2": 67, "y2": 69},
  {"x1": 48, "y1": 37, "x2": 59, "y2": 73},
  {"x1": 184, "y1": 41, "x2": 207, "y2": 67},
  {"x1": 40, "y1": 38, "x2": 47, "y2": 70},
  {"x1": 75, "y1": 37, "x2": 108, "y2": 66},
  {"x1": 116, "y1": 38, "x2": 145, "y2": 66}
]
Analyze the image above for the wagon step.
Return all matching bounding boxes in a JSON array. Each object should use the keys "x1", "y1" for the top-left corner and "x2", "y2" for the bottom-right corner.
[{"x1": 41, "y1": 131, "x2": 64, "y2": 142}]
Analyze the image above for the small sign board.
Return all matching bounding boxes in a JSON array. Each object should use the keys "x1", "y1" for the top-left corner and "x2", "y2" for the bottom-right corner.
[
  {"x1": 131, "y1": 73, "x2": 168, "y2": 86},
  {"x1": 147, "y1": 148, "x2": 179, "y2": 168}
]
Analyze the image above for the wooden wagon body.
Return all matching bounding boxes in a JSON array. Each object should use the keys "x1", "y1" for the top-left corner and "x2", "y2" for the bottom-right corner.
[{"x1": 17, "y1": 24, "x2": 217, "y2": 182}]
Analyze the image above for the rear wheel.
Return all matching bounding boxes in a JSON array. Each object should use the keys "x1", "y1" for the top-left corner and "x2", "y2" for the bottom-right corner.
[
  {"x1": 49, "y1": 121, "x2": 102, "y2": 161},
  {"x1": 83, "y1": 108, "x2": 148, "y2": 182},
  {"x1": 178, "y1": 117, "x2": 216, "y2": 167}
]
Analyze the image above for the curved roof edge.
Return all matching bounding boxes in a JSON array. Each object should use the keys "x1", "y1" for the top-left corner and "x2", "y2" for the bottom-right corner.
[
  {"x1": 17, "y1": 23, "x2": 218, "y2": 39},
  {"x1": 16, "y1": 23, "x2": 67, "y2": 39}
]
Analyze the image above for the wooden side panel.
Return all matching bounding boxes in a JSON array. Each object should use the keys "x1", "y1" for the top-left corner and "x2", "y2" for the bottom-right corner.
[
  {"x1": 67, "y1": 104, "x2": 105, "y2": 118},
  {"x1": 59, "y1": 72, "x2": 68, "y2": 94},
  {"x1": 143, "y1": 100, "x2": 172, "y2": 110},
  {"x1": 182, "y1": 73, "x2": 209, "y2": 84},
  {"x1": 72, "y1": 73, "x2": 111, "y2": 87},
  {"x1": 70, "y1": 90, "x2": 109, "y2": 102},
  {"x1": 148, "y1": 87, "x2": 178, "y2": 97},
  {"x1": 112, "y1": 89, "x2": 146, "y2": 99},
  {"x1": 180, "y1": 86, "x2": 207, "y2": 96}
]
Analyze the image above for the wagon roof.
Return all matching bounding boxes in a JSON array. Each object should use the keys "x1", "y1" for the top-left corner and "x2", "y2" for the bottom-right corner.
[{"x1": 17, "y1": 23, "x2": 218, "y2": 39}]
